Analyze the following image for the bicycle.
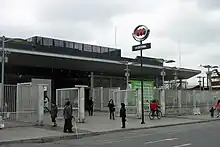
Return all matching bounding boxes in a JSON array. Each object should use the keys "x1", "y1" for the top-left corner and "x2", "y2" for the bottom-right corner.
[{"x1": 149, "y1": 109, "x2": 162, "y2": 120}]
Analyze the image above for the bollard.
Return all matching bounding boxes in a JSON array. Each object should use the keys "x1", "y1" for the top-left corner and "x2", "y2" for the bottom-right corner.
[{"x1": 0, "y1": 116, "x2": 4, "y2": 129}]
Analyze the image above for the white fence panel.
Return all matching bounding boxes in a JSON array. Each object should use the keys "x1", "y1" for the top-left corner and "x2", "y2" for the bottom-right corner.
[
  {"x1": 165, "y1": 89, "x2": 179, "y2": 115},
  {"x1": 113, "y1": 89, "x2": 138, "y2": 117},
  {"x1": 102, "y1": 87, "x2": 120, "y2": 112},
  {"x1": 93, "y1": 87, "x2": 102, "y2": 111},
  {"x1": 56, "y1": 88, "x2": 79, "y2": 119}
]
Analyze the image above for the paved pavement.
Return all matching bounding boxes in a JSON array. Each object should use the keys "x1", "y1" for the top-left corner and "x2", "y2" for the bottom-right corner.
[
  {"x1": 44, "y1": 112, "x2": 214, "y2": 132},
  {"x1": 0, "y1": 112, "x2": 218, "y2": 145},
  {"x1": 1, "y1": 121, "x2": 220, "y2": 147}
]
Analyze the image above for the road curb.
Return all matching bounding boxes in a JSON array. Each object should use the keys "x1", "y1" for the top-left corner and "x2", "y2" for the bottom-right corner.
[{"x1": 0, "y1": 118, "x2": 219, "y2": 145}]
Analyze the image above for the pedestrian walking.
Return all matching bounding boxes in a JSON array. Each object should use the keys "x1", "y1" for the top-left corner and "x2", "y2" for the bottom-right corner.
[
  {"x1": 51, "y1": 102, "x2": 58, "y2": 127},
  {"x1": 120, "y1": 103, "x2": 126, "y2": 128},
  {"x1": 63, "y1": 100, "x2": 73, "y2": 133},
  {"x1": 108, "y1": 99, "x2": 115, "y2": 120},
  {"x1": 2, "y1": 102, "x2": 8, "y2": 120},
  {"x1": 88, "y1": 97, "x2": 94, "y2": 116}
]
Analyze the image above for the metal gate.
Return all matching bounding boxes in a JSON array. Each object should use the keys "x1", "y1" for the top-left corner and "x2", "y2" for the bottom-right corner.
[
  {"x1": 16, "y1": 82, "x2": 38, "y2": 123},
  {"x1": 103, "y1": 87, "x2": 120, "y2": 111},
  {"x1": 113, "y1": 89, "x2": 138, "y2": 117},
  {"x1": 165, "y1": 89, "x2": 179, "y2": 115},
  {"x1": 0, "y1": 84, "x2": 17, "y2": 121},
  {"x1": 93, "y1": 87, "x2": 102, "y2": 111},
  {"x1": 56, "y1": 88, "x2": 79, "y2": 119}
]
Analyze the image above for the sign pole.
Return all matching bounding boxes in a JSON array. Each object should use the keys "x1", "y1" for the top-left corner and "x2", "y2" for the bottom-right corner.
[
  {"x1": 140, "y1": 41, "x2": 145, "y2": 124},
  {"x1": 132, "y1": 25, "x2": 151, "y2": 124}
]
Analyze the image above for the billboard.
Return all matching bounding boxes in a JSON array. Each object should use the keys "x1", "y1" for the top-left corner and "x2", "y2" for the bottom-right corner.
[{"x1": 129, "y1": 80, "x2": 154, "y2": 111}]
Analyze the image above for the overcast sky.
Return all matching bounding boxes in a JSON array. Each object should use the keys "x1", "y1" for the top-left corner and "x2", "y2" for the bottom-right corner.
[{"x1": 1, "y1": 0, "x2": 220, "y2": 85}]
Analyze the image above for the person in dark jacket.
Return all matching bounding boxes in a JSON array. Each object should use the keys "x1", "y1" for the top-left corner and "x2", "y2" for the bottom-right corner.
[
  {"x1": 210, "y1": 106, "x2": 215, "y2": 118},
  {"x1": 63, "y1": 100, "x2": 73, "y2": 133},
  {"x1": 108, "y1": 99, "x2": 115, "y2": 120},
  {"x1": 120, "y1": 103, "x2": 126, "y2": 128},
  {"x1": 88, "y1": 97, "x2": 94, "y2": 116},
  {"x1": 51, "y1": 103, "x2": 58, "y2": 127}
]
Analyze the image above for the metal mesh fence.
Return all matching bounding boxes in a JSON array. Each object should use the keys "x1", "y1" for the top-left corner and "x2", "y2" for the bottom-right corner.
[
  {"x1": 93, "y1": 87, "x2": 102, "y2": 111},
  {"x1": 16, "y1": 83, "x2": 38, "y2": 123},
  {"x1": 113, "y1": 89, "x2": 138, "y2": 117}
]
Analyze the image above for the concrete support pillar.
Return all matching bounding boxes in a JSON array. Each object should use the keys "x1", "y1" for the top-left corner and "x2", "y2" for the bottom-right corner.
[
  {"x1": 37, "y1": 84, "x2": 45, "y2": 126},
  {"x1": 109, "y1": 77, "x2": 112, "y2": 87},
  {"x1": 193, "y1": 90, "x2": 196, "y2": 109},
  {"x1": 155, "y1": 77, "x2": 159, "y2": 88},
  {"x1": 90, "y1": 72, "x2": 94, "y2": 98},
  {"x1": 160, "y1": 89, "x2": 166, "y2": 116},
  {"x1": 75, "y1": 85, "x2": 88, "y2": 123}
]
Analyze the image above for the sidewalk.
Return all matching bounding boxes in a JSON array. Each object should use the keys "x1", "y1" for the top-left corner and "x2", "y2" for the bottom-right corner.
[
  {"x1": 0, "y1": 112, "x2": 218, "y2": 145},
  {"x1": 167, "y1": 114, "x2": 213, "y2": 120}
]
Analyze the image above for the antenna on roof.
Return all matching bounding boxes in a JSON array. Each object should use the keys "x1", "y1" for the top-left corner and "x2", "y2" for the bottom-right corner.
[
  {"x1": 114, "y1": 26, "x2": 117, "y2": 48},
  {"x1": 178, "y1": 39, "x2": 182, "y2": 67}
]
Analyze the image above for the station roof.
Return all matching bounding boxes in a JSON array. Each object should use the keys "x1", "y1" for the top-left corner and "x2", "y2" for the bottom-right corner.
[{"x1": 0, "y1": 37, "x2": 201, "y2": 80}]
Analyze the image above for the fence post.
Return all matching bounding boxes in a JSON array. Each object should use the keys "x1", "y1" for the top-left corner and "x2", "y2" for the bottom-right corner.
[
  {"x1": 114, "y1": 91, "x2": 120, "y2": 117},
  {"x1": 136, "y1": 88, "x2": 141, "y2": 119},
  {"x1": 100, "y1": 87, "x2": 103, "y2": 111},
  {"x1": 206, "y1": 91, "x2": 210, "y2": 113},
  {"x1": 160, "y1": 89, "x2": 166, "y2": 116},
  {"x1": 178, "y1": 90, "x2": 182, "y2": 115},
  {"x1": 76, "y1": 86, "x2": 87, "y2": 123},
  {"x1": 16, "y1": 84, "x2": 20, "y2": 120},
  {"x1": 37, "y1": 84, "x2": 44, "y2": 126}
]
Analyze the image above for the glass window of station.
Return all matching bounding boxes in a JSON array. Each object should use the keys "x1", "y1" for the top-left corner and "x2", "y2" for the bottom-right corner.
[{"x1": 74, "y1": 43, "x2": 83, "y2": 50}]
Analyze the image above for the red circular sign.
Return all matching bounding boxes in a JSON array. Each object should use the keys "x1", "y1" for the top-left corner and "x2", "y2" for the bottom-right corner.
[{"x1": 132, "y1": 25, "x2": 150, "y2": 42}]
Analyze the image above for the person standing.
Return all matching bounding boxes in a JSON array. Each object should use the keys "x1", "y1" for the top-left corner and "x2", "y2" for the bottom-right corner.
[
  {"x1": 108, "y1": 99, "x2": 115, "y2": 120},
  {"x1": 63, "y1": 100, "x2": 73, "y2": 133},
  {"x1": 51, "y1": 103, "x2": 58, "y2": 127},
  {"x1": 88, "y1": 97, "x2": 94, "y2": 116},
  {"x1": 44, "y1": 96, "x2": 50, "y2": 113},
  {"x1": 120, "y1": 103, "x2": 126, "y2": 128}
]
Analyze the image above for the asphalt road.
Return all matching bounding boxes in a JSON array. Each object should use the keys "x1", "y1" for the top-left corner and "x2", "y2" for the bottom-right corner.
[{"x1": 1, "y1": 121, "x2": 220, "y2": 147}]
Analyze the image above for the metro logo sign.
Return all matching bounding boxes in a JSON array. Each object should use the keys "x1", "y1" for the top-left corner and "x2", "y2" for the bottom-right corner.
[
  {"x1": 135, "y1": 28, "x2": 146, "y2": 36},
  {"x1": 132, "y1": 25, "x2": 150, "y2": 42}
]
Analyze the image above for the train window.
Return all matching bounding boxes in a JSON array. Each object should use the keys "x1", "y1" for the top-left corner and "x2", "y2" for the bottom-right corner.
[
  {"x1": 83, "y1": 44, "x2": 92, "y2": 52},
  {"x1": 54, "y1": 39, "x2": 64, "y2": 47},
  {"x1": 93, "y1": 45, "x2": 101, "y2": 53},
  {"x1": 74, "y1": 43, "x2": 83, "y2": 50},
  {"x1": 66, "y1": 41, "x2": 74, "y2": 48},
  {"x1": 43, "y1": 38, "x2": 53, "y2": 46}
]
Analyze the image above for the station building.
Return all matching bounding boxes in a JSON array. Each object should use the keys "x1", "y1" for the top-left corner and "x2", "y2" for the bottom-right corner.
[{"x1": 0, "y1": 36, "x2": 201, "y2": 104}]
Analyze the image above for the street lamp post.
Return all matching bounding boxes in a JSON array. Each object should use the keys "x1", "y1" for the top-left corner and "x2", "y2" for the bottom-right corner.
[
  {"x1": 197, "y1": 76, "x2": 202, "y2": 91},
  {"x1": 0, "y1": 36, "x2": 5, "y2": 108},
  {"x1": 158, "y1": 59, "x2": 175, "y2": 89},
  {"x1": 0, "y1": 36, "x2": 14, "y2": 108},
  {"x1": 200, "y1": 65, "x2": 218, "y2": 90},
  {"x1": 157, "y1": 59, "x2": 175, "y2": 117},
  {"x1": 120, "y1": 61, "x2": 134, "y2": 89},
  {"x1": 125, "y1": 65, "x2": 130, "y2": 90}
]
